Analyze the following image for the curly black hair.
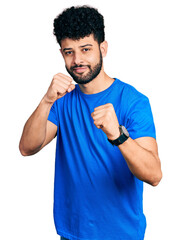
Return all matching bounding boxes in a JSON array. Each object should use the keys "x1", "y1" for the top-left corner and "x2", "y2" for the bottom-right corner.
[{"x1": 53, "y1": 5, "x2": 105, "y2": 46}]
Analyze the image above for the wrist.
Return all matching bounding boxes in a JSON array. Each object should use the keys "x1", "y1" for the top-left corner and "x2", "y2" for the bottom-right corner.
[
  {"x1": 108, "y1": 125, "x2": 129, "y2": 146},
  {"x1": 106, "y1": 127, "x2": 120, "y2": 140},
  {"x1": 41, "y1": 95, "x2": 54, "y2": 107},
  {"x1": 40, "y1": 96, "x2": 54, "y2": 113}
]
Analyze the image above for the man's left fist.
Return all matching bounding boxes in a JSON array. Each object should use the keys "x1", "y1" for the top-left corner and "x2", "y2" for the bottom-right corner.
[{"x1": 91, "y1": 103, "x2": 120, "y2": 140}]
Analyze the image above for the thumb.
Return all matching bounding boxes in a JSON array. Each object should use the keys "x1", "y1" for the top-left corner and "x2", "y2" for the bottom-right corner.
[{"x1": 67, "y1": 84, "x2": 75, "y2": 93}]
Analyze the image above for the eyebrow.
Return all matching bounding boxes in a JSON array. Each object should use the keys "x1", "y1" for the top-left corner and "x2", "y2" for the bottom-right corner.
[
  {"x1": 63, "y1": 44, "x2": 93, "y2": 52},
  {"x1": 80, "y1": 44, "x2": 93, "y2": 48}
]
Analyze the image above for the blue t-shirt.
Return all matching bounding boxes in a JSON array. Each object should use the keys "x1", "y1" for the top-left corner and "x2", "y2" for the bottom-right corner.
[{"x1": 48, "y1": 78, "x2": 156, "y2": 240}]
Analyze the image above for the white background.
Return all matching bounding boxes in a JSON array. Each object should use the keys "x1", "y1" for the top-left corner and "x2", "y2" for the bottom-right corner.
[{"x1": 0, "y1": 0, "x2": 181, "y2": 239}]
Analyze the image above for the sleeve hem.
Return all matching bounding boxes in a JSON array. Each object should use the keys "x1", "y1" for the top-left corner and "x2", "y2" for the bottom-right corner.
[
  {"x1": 48, "y1": 116, "x2": 58, "y2": 126},
  {"x1": 131, "y1": 133, "x2": 156, "y2": 140}
]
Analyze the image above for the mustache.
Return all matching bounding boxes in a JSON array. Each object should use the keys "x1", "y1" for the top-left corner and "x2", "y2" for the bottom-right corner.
[{"x1": 70, "y1": 64, "x2": 90, "y2": 70}]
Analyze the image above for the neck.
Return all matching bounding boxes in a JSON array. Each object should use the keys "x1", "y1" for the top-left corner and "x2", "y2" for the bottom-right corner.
[{"x1": 78, "y1": 69, "x2": 114, "y2": 95}]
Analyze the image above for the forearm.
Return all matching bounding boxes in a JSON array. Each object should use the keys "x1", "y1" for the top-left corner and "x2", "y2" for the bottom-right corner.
[
  {"x1": 19, "y1": 97, "x2": 53, "y2": 155},
  {"x1": 118, "y1": 138, "x2": 162, "y2": 186}
]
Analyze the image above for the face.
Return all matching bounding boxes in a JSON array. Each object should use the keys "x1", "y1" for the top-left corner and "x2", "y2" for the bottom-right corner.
[{"x1": 60, "y1": 35, "x2": 106, "y2": 84}]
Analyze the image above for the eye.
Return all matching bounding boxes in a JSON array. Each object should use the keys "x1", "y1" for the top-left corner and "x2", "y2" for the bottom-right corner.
[
  {"x1": 65, "y1": 51, "x2": 73, "y2": 55},
  {"x1": 82, "y1": 48, "x2": 90, "y2": 52}
]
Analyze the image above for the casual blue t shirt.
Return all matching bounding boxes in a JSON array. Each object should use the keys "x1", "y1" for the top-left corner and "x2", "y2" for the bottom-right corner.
[{"x1": 48, "y1": 78, "x2": 156, "y2": 240}]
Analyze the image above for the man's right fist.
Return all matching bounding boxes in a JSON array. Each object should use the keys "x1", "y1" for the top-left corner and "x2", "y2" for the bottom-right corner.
[{"x1": 44, "y1": 73, "x2": 75, "y2": 104}]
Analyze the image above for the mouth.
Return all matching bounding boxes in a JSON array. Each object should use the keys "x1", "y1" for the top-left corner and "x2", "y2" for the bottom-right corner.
[{"x1": 72, "y1": 66, "x2": 88, "y2": 74}]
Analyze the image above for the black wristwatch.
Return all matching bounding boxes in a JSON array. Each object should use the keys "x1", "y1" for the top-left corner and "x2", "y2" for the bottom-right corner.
[{"x1": 108, "y1": 125, "x2": 129, "y2": 146}]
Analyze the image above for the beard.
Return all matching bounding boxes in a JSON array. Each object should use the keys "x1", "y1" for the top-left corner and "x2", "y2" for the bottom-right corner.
[{"x1": 65, "y1": 51, "x2": 103, "y2": 85}]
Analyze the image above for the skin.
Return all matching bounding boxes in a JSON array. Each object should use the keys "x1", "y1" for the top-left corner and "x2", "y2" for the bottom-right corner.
[{"x1": 19, "y1": 34, "x2": 162, "y2": 186}]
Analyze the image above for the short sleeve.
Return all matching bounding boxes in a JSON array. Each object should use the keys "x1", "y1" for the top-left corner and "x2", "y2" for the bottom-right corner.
[
  {"x1": 48, "y1": 101, "x2": 58, "y2": 126},
  {"x1": 125, "y1": 95, "x2": 156, "y2": 140}
]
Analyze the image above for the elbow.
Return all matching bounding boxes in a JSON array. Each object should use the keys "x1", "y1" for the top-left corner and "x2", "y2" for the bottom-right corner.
[
  {"x1": 151, "y1": 180, "x2": 161, "y2": 187},
  {"x1": 19, "y1": 150, "x2": 29, "y2": 157},
  {"x1": 19, "y1": 141, "x2": 41, "y2": 156},
  {"x1": 150, "y1": 170, "x2": 163, "y2": 187},
  {"x1": 149, "y1": 155, "x2": 162, "y2": 187},
  {"x1": 19, "y1": 143, "x2": 29, "y2": 156},
  {"x1": 19, "y1": 141, "x2": 34, "y2": 156}
]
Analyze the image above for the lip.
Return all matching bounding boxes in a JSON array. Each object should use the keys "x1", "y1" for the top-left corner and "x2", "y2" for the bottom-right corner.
[{"x1": 73, "y1": 67, "x2": 87, "y2": 73}]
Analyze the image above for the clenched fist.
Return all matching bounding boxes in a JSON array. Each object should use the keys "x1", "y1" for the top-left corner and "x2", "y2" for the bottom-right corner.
[
  {"x1": 44, "y1": 73, "x2": 75, "y2": 104},
  {"x1": 91, "y1": 103, "x2": 120, "y2": 140}
]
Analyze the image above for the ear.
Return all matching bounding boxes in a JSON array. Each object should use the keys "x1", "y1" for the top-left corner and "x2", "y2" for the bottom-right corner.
[{"x1": 100, "y1": 41, "x2": 108, "y2": 58}]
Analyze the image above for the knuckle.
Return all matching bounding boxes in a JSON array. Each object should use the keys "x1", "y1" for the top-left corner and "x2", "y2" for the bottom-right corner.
[
  {"x1": 53, "y1": 73, "x2": 59, "y2": 79},
  {"x1": 52, "y1": 78, "x2": 59, "y2": 85},
  {"x1": 107, "y1": 103, "x2": 113, "y2": 108}
]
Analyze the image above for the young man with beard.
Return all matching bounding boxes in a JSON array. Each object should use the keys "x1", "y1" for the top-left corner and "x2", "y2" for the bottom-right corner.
[{"x1": 19, "y1": 6, "x2": 162, "y2": 240}]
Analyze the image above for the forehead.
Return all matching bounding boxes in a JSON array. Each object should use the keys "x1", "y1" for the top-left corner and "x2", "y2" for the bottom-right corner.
[{"x1": 61, "y1": 34, "x2": 99, "y2": 49}]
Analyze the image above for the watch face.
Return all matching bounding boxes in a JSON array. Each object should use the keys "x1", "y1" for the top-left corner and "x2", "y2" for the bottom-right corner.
[
  {"x1": 120, "y1": 125, "x2": 129, "y2": 137},
  {"x1": 108, "y1": 125, "x2": 129, "y2": 146}
]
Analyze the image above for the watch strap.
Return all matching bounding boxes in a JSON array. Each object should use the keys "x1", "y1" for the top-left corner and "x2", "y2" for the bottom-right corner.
[
  {"x1": 108, "y1": 125, "x2": 129, "y2": 146},
  {"x1": 108, "y1": 134, "x2": 128, "y2": 146}
]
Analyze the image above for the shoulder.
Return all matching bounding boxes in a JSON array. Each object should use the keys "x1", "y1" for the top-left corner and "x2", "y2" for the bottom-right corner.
[
  {"x1": 118, "y1": 79, "x2": 146, "y2": 97},
  {"x1": 114, "y1": 79, "x2": 153, "y2": 126},
  {"x1": 115, "y1": 78, "x2": 149, "y2": 105}
]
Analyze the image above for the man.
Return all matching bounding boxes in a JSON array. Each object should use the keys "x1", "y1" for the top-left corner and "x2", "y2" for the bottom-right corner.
[{"x1": 19, "y1": 6, "x2": 162, "y2": 240}]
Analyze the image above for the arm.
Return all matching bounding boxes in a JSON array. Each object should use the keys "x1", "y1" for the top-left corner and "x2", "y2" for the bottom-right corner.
[
  {"x1": 19, "y1": 73, "x2": 75, "y2": 156},
  {"x1": 91, "y1": 103, "x2": 162, "y2": 186},
  {"x1": 19, "y1": 99, "x2": 57, "y2": 156},
  {"x1": 118, "y1": 137, "x2": 162, "y2": 186}
]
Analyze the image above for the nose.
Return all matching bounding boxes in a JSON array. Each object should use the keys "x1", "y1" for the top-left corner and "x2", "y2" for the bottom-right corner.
[{"x1": 73, "y1": 52, "x2": 84, "y2": 65}]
